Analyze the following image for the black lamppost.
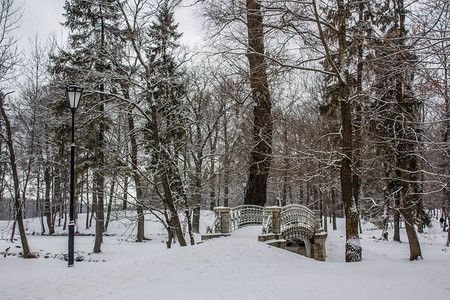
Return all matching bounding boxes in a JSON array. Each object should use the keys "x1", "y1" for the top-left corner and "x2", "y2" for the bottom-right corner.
[{"x1": 65, "y1": 85, "x2": 83, "y2": 267}]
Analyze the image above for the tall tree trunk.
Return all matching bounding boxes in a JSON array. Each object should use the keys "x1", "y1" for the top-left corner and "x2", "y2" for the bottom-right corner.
[
  {"x1": 93, "y1": 97, "x2": 105, "y2": 253},
  {"x1": 90, "y1": 187, "x2": 96, "y2": 228},
  {"x1": 353, "y1": 1, "x2": 365, "y2": 235},
  {"x1": 209, "y1": 126, "x2": 218, "y2": 210},
  {"x1": 223, "y1": 112, "x2": 230, "y2": 207},
  {"x1": 104, "y1": 178, "x2": 115, "y2": 231},
  {"x1": 338, "y1": 0, "x2": 361, "y2": 262},
  {"x1": 323, "y1": 189, "x2": 328, "y2": 232},
  {"x1": 93, "y1": 7, "x2": 106, "y2": 253},
  {"x1": 54, "y1": 168, "x2": 62, "y2": 228},
  {"x1": 85, "y1": 171, "x2": 90, "y2": 229},
  {"x1": 192, "y1": 153, "x2": 202, "y2": 233},
  {"x1": 281, "y1": 129, "x2": 288, "y2": 207},
  {"x1": 340, "y1": 88, "x2": 361, "y2": 262},
  {"x1": 398, "y1": 141, "x2": 422, "y2": 259},
  {"x1": 0, "y1": 95, "x2": 32, "y2": 258},
  {"x1": 396, "y1": 0, "x2": 422, "y2": 260},
  {"x1": 44, "y1": 167, "x2": 54, "y2": 234},
  {"x1": 127, "y1": 108, "x2": 146, "y2": 242},
  {"x1": 332, "y1": 188, "x2": 337, "y2": 230},
  {"x1": 306, "y1": 182, "x2": 311, "y2": 206},
  {"x1": 185, "y1": 209, "x2": 195, "y2": 245},
  {"x1": 299, "y1": 184, "x2": 304, "y2": 204},
  {"x1": 244, "y1": 0, "x2": 272, "y2": 206},
  {"x1": 149, "y1": 94, "x2": 186, "y2": 247},
  {"x1": 393, "y1": 193, "x2": 401, "y2": 241},
  {"x1": 442, "y1": 39, "x2": 450, "y2": 246},
  {"x1": 36, "y1": 167, "x2": 45, "y2": 234},
  {"x1": 122, "y1": 176, "x2": 128, "y2": 210},
  {"x1": 312, "y1": 0, "x2": 361, "y2": 262},
  {"x1": 166, "y1": 214, "x2": 174, "y2": 249}
]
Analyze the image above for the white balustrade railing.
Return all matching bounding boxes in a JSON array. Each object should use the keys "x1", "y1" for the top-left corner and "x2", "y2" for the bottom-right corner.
[
  {"x1": 230, "y1": 205, "x2": 264, "y2": 231},
  {"x1": 212, "y1": 204, "x2": 316, "y2": 240},
  {"x1": 210, "y1": 204, "x2": 323, "y2": 260},
  {"x1": 281, "y1": 204, "x2": 315, "y2": 240}
]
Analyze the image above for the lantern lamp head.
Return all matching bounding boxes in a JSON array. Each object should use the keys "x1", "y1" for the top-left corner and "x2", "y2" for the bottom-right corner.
[{"x1": 65, "y1": 86, "x2": 83, "y2": 111}]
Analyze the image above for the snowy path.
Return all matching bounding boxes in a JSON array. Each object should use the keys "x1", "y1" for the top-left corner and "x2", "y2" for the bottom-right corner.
[{"x1": 1, "y1": 219, "x2": 449, "y2": 299}]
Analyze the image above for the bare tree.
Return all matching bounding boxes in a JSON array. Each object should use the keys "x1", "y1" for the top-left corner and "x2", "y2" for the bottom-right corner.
[
  {"x1": 0, "y1": 92, "x2": 33, "y2": 258},
  {"x1": 0, "y1": 0, "x2": 34, "y2": 258},
  {"x1": 116, "y1": 0, "x2": 188, "y2": 247}
]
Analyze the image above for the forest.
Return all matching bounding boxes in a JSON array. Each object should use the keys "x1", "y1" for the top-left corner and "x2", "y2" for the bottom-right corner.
[{"x1": 0, "y1": 0, "x2": 448, "y2": 264}]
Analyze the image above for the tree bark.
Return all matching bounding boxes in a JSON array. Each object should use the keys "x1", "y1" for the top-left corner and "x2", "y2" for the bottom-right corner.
[
  {"x1": 104, "y1": 178, "x2": 115, "y2": 231},
  {"x1": 353, "y1": 1, "x2": 365, "y2": 235},
  {"x1": 393, "y1": 194, "x2": 401, "y2": 242},
  {"x1": 149, "y1": 97, "x2": 187, "y2": 247},
  {"x1": 442, "y1": 35, "x2": 450, "y2": 246},
  {"x1": 127, "y1": 108, "x2": 146, "y2": 242},
  {"x1": 332, "y1": 188, "x2": 337, "y2": 230},
  {"x1": 340, "y1": 88, "x2": 362, "y2": 262},
  {"x1": 93, "y1": 97, "x2": 105, "y2": 253},
  {"x1": 395, "y1": 0, "x2": 422, "y2": 260},
  {"x1": 0, "y1": 94, "x2": 32, "y2": 258},
  {"x1": 209, "y1": 126, "x2": 218, "y2": 209},
  {"x1": 85, "y1": 171, "x2": 90, "y2": 229},
  {"x1": 336, "y1": 0, "x2": 362, "y2": 262},
  {"x1": 281, "y1": 129, "x2": 288, "y2": 207},
  {"x1": 323, "y1": 189, "x2": 328, "y2": 232},
  {"x1": 44, "y1": 167, "x2": 54, "y2": 234},
  {"x1": 93, "y1": 7, "x2": 107, "y2": 253},
  {"x1": 192, "y1": 109, "x2": 203, "y2": 233},
  {"x1": 192, "y1": 158, "x2": 202, "y2": 233},
  {"x1": 35, "y1": 167, "x2": 45, "y2": 234},
  {"x1": 89, "y1": 181, "x2": 96, "y2": 228},
  {"x1": 185, "y1": 209, "x2": 195, "y2": 245},
  {"x1": 223, "y1": 111, "x2": 230, "y2": 207},
  {"x1": 244, "y1": 0, "x2": 272, "y2": 206},
  {"x1": 122, "y1": 176, "x2": 128, "y2": 210}
]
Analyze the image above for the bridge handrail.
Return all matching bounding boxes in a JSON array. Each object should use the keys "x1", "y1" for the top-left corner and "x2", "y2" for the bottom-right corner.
[
  {"x1": 230, "y1": 205, "x2": 264, "y2": 231},
  {"x1": 213, "y1": 204, "x2": 316, "y2": 239},
  {"x1": 281, "y1": 204, "x2": 315, "y2": 240}
]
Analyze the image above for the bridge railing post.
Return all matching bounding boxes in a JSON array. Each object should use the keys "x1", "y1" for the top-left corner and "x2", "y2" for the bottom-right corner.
[
  {"x1": 313, "y1": 210, "x2": 322, "y2": 233},
  {"x1": 214, "y1": 207, "x2": 231, "y2": 234},
  {"x1": 264, "y1": 206, "x2": 281, "y2": 235},
  {"x1": 312, "y1": 210, "x2": 327, "y2": 261}
]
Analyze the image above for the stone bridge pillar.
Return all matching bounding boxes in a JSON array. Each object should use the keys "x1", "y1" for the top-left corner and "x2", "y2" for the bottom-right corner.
[
  {"x1": 313, "y1": 210, "x2": 322, "y2": 232},
  {"x1": 312, "y1": 210, "x2": 327, "y2": 261},
  {"x1": 264, "y1": 206, "x2": 281, "y2": 235},
  {"x1": 214, "y1": 207, "x2": 231, "y2": 234},
  {"x1": 258, "y1": 206, "x2": 284, "y2": 248}
]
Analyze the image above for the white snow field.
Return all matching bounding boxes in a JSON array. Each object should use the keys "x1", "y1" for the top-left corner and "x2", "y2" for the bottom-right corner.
[{"x1": 0, "y1": 212, "x2": 449, "y2": 300}]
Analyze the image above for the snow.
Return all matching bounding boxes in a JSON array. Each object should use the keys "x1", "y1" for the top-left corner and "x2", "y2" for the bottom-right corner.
[{"x1": 1, "y1": 213, "x2": 449, "y2": 300}]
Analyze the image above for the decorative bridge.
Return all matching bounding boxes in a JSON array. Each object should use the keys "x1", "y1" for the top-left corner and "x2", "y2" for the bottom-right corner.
[{"x1": 205, "y1": 204, "x2": 327, "y2": 261}]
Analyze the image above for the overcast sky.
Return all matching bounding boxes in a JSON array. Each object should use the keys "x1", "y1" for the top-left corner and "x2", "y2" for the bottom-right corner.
[
  {"x1": 19, "y1": 0, "x2": 65, "y2": 47},
  {"x1": 18, "y1": 0, "x2": 203, "y2": 51}
]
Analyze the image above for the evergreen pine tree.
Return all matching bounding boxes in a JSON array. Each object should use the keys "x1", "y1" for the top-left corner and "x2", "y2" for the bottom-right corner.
[
  {"x1": 145, "y1": 2, "x2": 188, "y2": 247},
  {"x1": 52, "y1": 0, "x2": 123, "y2": 253},
  {"x1": 370, "y1": 0, "x2": 429, "y2": 260}
]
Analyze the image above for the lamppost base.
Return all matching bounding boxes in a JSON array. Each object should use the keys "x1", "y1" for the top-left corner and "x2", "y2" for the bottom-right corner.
[{"x1": 68, "y1": 222, "x2": 75, "y2": 267}]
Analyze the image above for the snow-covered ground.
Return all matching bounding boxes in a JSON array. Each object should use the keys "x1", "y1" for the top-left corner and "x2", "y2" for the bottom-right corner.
[{"x1": 0, "y1": 212, "x2": 449, "y2": 300}]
